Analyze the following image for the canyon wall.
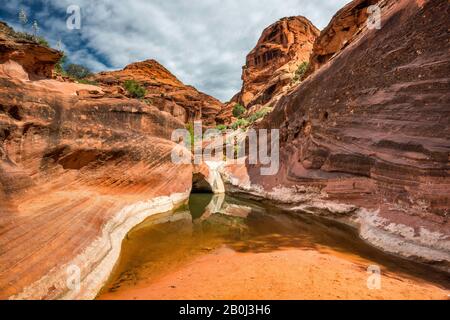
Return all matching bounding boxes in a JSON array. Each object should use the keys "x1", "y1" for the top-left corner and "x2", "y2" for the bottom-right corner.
[
  {"x1": 225, "y1": 0, "x2": 450, "y2": 269},
  {"x1": 216, "y1": 16, "x2": 319, "y2": 123},
  {"x1": 92, "y1": 59, "x2": 224, "y2": 127},
  {"x1": 237, "y1": 16, "x2": 319, "y2": 109},
  {"x1": 0, "y1": 26, "x2": 194, "y2": 299},
  {"x1": 303, "y1": 0, "x2": 379, "y2": 79}
]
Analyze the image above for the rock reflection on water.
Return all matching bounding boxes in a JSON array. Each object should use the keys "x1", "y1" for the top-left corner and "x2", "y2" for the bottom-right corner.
[{"x1": 100, "y1": 194, "x2": 450, "y2": 295}]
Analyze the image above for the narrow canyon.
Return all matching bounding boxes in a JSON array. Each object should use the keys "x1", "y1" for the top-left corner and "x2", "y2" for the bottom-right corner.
[{"x1": 0, "y1": 0, "x2": 449, "y2": 300}]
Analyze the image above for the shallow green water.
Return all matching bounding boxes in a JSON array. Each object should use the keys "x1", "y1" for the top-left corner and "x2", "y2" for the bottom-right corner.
[{"x1": 100, "y1": 194, "x2": 450, "y2": 295}]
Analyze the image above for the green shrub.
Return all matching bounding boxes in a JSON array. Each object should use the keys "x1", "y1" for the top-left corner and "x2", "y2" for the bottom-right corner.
[
  {"x1": 65, "y1": 64, "x2": 92, "y2": 79},
  {"x1": 216, "y1": 124, "x2": 228, "y2": 132},
  {"x1": 185, "y1": 122, "x2": 196, "y2": 148},
  {"x1": 35, "y1": 36, "x2": 49, "y2": 47},
  {"x1": 12, "y1": 31, "x2": 49, "y2": 47},
  {"x1": 293, "y1": 61, "x2": 309, "y2": 82},
  {"x1": 12, "y1": 31, "x2": 34, "y2": 42},
  {"x1": 54, "y1": 53, "x2": 67, "y2": 76},
  {"x1": 124, "y1": 80, "x2": 147, "y2": 99},
  {"x1": 247, "y1": 107, "x2": 272, "y2": 124},
  {"x1": 231, "y1": 118, "x2": 249, "y2": 130},
  {"x1": 232, "y1": 103, "x2": 246, "y2": 118},
  {"x1": 77, "y1": 79, "x2": 98, "y2": 85}
]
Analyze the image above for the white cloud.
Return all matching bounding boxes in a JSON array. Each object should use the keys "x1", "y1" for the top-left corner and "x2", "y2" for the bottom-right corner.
[{"x1": 3, "y1": 0, "x2": 349, "y2": 101}]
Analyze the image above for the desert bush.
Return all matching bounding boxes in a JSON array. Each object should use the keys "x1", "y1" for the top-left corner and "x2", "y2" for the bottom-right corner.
[
  {"x1": 216, "y1": 124, "x2": 228, "y2": 132},
  {"x1": 232, "y1": 103, "x2": 246, "y2": 118},
  {"x1": 77, "y1": 79, "x2": 98, "y2": 85},
  {"x1": 124, "y1": 80, "x2": 147, "y2": 99},
  {"x1": 54, "y1": 53, "x2": 67, "y2": 75},
  {"x1": 12, "y1": 31, "x2": 49, "y2": 47},
  {"x1": 65, "y1": 64, "x2": 92, "y2": 79},
  {"x1": 247, "y1": 107, "x2": 272, "y2": 124},
  {"x1": 231, "y1": 118, "x2": 250, "y2": 130},
  {"x1": 293, "y1": 61, "x2": 309, "y2": 82}
]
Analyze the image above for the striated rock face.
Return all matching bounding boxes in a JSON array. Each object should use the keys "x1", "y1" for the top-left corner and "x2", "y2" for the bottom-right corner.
[
  {"x1": 304, "y1": 0, "x2": 379, "y2": 79},
  {"x1": 236, "y1": 16, "x2": 319, "y2": 109},
  {"x1": 0, "y1": 22, "x2": 62, "y2": 79},
  {"x1": 92, "y1": 59, "x2": 224, "y2": 126},
  {"x1": 0, "y1": 25, "x2": 193, "y2": 299},
  {"x1": 226, "y1": 0, "x2": 450, "y2": 269}
]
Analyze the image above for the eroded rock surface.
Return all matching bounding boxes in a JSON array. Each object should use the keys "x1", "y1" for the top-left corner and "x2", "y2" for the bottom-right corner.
[
  {"x1": 0, "y1": 22, "x2": 62, "y2": 79},
  {"x1": 225, "y1": 0, "x2": 450, "y2": 269},
  {"x1": 0, "y1": 25, "x2": 193, "y2": 299},
  {"x1": 303, "y1": 0, "x2": 380, "y2": 79},
  {"x1": 235, "y1": 16, "x2": 319, "y2": 109},
  {"x1": 92, "y1": 59, "x2": 224, "y2": 126}
]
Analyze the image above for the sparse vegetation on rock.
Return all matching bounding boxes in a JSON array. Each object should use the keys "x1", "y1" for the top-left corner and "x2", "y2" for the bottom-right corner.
[
  {"x1": 124, "y1": 79, "x2": 147, "y2": 99},
  {"x1": 65, "y1": 63, "x2": 93, "y2": 79},
  {"x1": 293, "y1": 61, "x2": 309, "y2": 83},
  {"x1": 231, "y1": 118, "x2": 249, "y2": 130},
  {"x1": 232, "y1": 103, "x2": 246, "y2": 118}
]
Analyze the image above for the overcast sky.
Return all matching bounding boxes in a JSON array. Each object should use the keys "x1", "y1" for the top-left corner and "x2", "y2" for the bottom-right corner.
[{"x1": 0, "y1": 0, "x2": 349, "y2": 101}]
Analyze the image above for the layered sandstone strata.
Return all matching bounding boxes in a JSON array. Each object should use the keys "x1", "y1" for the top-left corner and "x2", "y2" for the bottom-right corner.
[
  {"x1": 303, "y1": 0, "x2": 380, "y2": 79},
  {"x1": 223, "y1": 0, "x2": 450, "y2": 269},
  {"x1": 0, "y1": 22, "x2": 62, "y2": 78},
  {"x1": 235, "y1": 16, "x2": 319, "y2": 109},
  {"x1": 0, "y1": 25, "x2": 193, "y2": 299},
  {"x1": 92, "y1": 59, "x2": 224, "y2": 127}
]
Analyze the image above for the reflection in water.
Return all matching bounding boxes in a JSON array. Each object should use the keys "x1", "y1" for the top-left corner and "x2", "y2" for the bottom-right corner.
[{"x1": 100, "y1": 194, "x2": 450, "y2": 295}]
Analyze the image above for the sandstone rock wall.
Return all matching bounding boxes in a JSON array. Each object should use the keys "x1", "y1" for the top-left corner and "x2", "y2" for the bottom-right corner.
[
  {"x1": 236, "y1": 16, "x2": 319, "y2": 109},
  {"x1": 0, "y1": 24, "x2": 193, "y2": 299},
  {"x1": 227, "y1": 0, "x2": 450, "y2": 268},
  {"x1": 303, "y1": 0, "x2": 380, "y2": 79},
  {"x1": 0, "y1": 22, "x2": 62, "y2": 79},
  {"x1": 92, "y1": 59, "x2": 224, "y2": 127}
]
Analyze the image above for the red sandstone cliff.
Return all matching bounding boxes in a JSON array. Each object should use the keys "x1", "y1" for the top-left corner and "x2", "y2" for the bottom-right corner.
[
  {"x1": 0, "y1": 22, "x2": 62, "y2": 79},
  {"x1": 217, "y1": 16, "x2": 319, "y2": 124},
  {"x1": 303, "y1": 0, "x2": 380, "y2": 79},
  {"x1": 0, "y1": 24, "x2": 194, "y2": 299},
  {"x1": 224, "y1": 0, "x2": 450, "y2": 269},
  {"x1": 92, "y1": 59, "x2": 224, "y2": 127},
  {"x1": 237, "y1": 16, "x2": 319, "y2": 109}
]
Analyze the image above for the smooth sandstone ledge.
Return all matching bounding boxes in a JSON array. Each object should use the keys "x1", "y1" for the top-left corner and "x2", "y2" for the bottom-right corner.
[{"x1": 10, "y1": 191, "x2": 191, "y2": 300}]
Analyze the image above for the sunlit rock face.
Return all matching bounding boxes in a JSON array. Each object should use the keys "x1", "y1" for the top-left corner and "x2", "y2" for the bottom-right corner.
[
  {"x1": 303, "y1": 0, "x2": 379, "y2": 79},
  {"x1": 92, "y1": 59, "x2": 224, "y2": 127},
  {"x1": 0, "y1": 22, "x2": 62, "y2": 79},
  {"x1": 235, "y1": 16, "x2": 319, "y2": 109},
  {"x1": 0, "y1": 22, "x2": 193, "y2": 299},
  {"x1": 226, "y1": 0, "x2": 450, "y2": 268}
]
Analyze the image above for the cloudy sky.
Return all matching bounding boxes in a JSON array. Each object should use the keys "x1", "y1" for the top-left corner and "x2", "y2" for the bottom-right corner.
[{"x1": 0, "y1": 0, "x2": 349, "y2": 101}]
